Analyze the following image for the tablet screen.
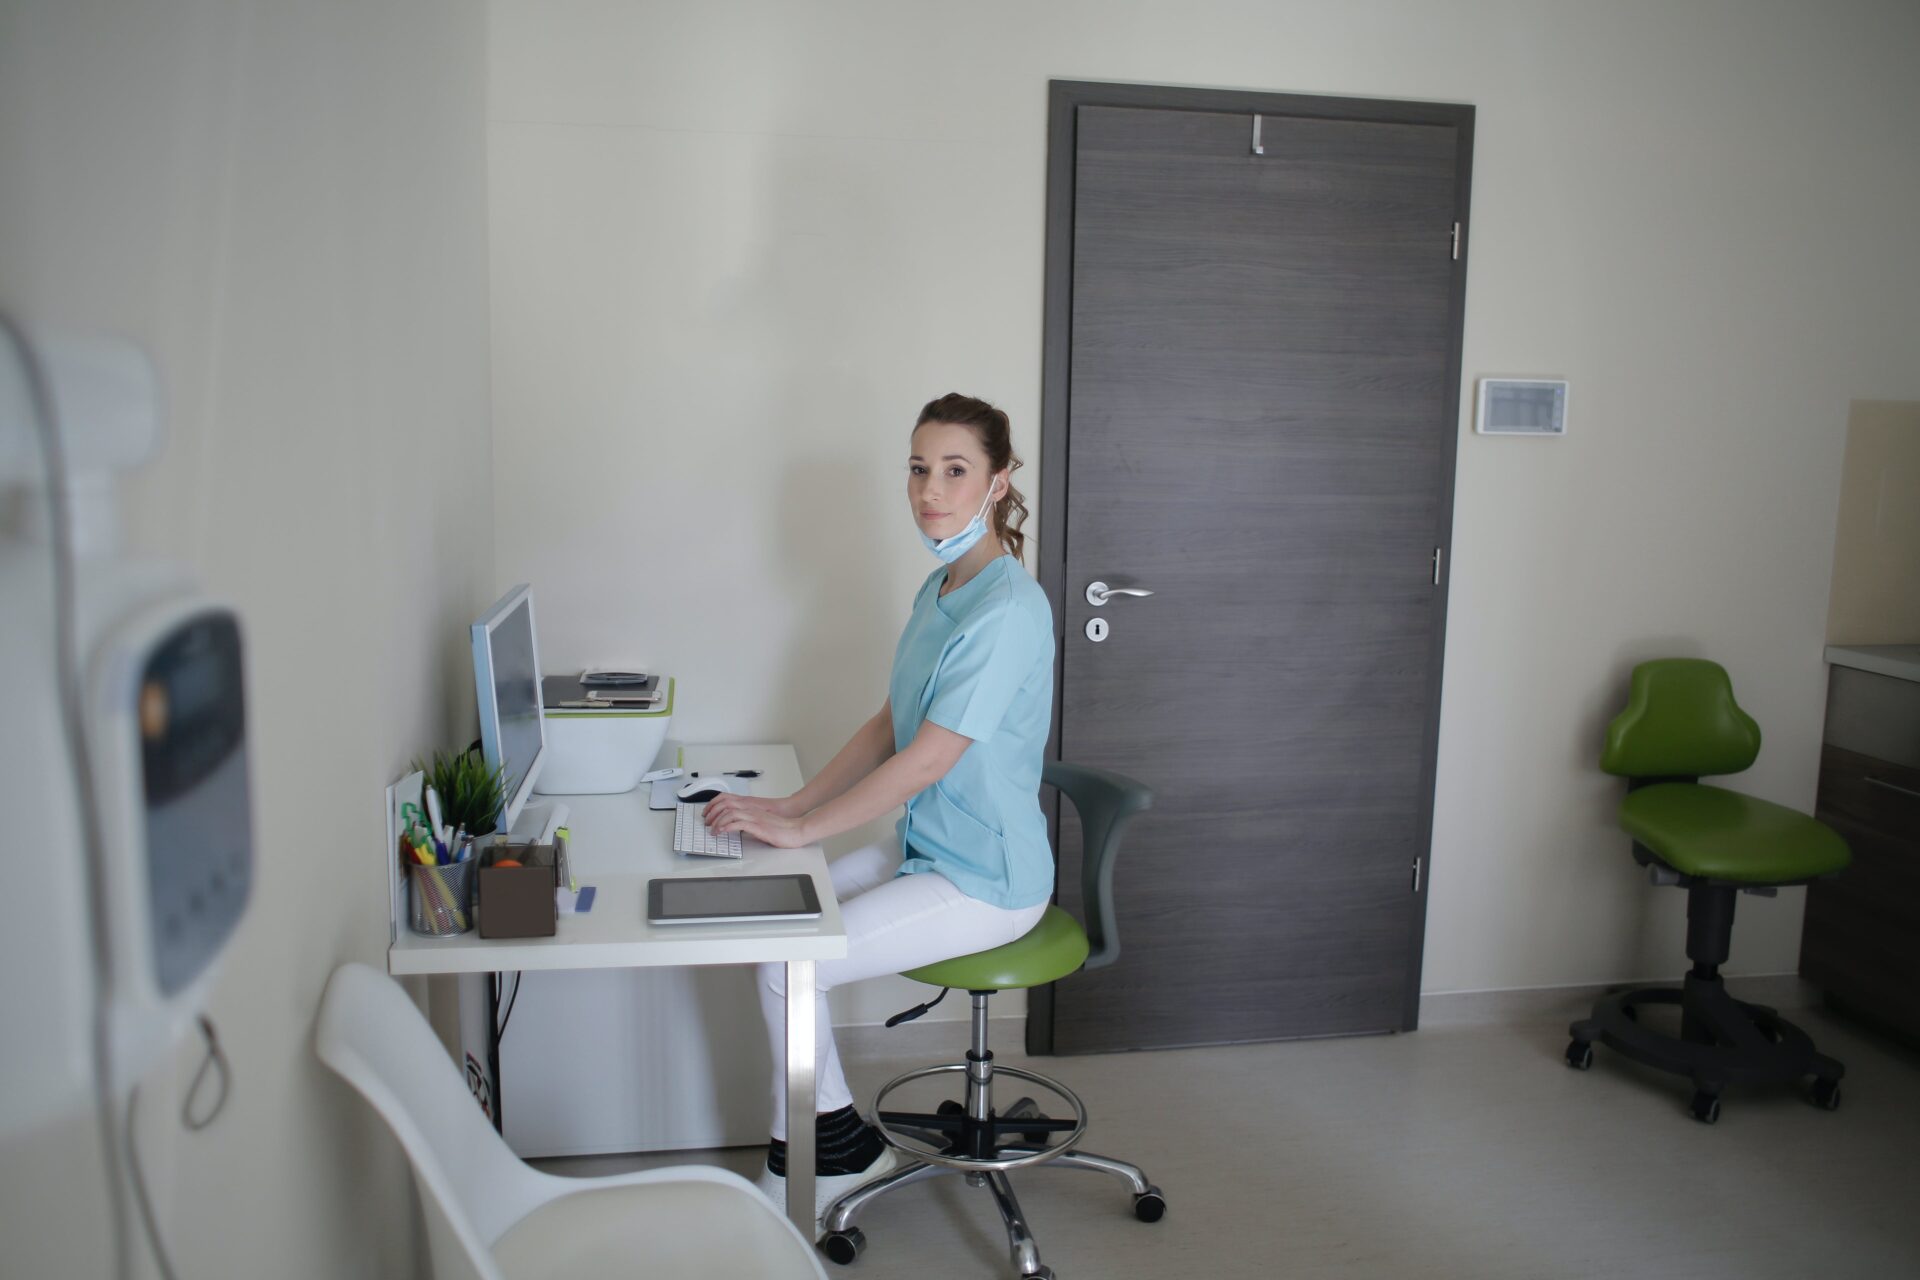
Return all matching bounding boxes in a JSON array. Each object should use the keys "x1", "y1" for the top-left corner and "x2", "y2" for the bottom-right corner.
[{"x1": 649, "y1": 874, "x2": 820, "y2": 922}]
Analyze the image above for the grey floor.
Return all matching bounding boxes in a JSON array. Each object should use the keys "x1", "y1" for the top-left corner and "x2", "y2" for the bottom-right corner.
[{"x1": 539, "y1": 993, "x2": 1920, "y2": 1279}]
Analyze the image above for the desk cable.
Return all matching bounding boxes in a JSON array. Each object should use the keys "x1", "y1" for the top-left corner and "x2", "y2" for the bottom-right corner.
[
  {"x1": 3, "y1": 311, "x2": 136, "y2": 1280},
  {"x1": 495, "y1": 971, "x2": 524, "y2": 1039}
]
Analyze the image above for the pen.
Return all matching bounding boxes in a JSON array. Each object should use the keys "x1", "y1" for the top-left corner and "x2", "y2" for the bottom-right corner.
[{"x1": 424, "y1": 787, "x2": 449, "y2": 846}]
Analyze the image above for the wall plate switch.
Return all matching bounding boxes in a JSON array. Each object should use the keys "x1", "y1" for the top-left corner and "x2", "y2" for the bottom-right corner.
[{"x1": 1476, "y1": 378, "x2": 1568, "y2": 436}]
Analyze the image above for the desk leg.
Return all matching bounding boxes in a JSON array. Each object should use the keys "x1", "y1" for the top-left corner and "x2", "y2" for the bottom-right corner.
[
  {"x1": 786, "y1": 959, "x2": 815, "y2": 1241},
  {"x1": 486, "y1": 973, "x2": 504, "y2": 1135}
]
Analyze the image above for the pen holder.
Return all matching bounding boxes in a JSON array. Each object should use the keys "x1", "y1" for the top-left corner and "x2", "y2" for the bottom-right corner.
[{"x1": 408, "y1": 858, "x2": 476, "y2": 937}]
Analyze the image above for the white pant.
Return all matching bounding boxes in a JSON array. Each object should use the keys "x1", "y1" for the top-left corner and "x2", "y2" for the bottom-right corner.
[{"x1": 758, "y1": 838, "x2": 1049, "y2": 1141}]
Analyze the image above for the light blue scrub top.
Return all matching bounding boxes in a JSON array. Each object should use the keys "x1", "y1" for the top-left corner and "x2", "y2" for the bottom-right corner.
[{"x1": 888, "y1": 555, "x2": 1056, "y2": 910}]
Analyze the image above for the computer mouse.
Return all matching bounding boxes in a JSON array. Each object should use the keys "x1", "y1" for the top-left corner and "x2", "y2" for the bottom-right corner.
[{"x1": 677, "y1": 776, "x2": 734, "y2": 803}]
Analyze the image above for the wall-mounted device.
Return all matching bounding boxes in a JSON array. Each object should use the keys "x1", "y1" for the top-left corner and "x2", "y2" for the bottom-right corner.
[
  {"x1": 0, "y1": 326, "x2": 254, "y2": 1136},
  {"x1": 1476, "y1": 378, "x2": 1569, "y2": 436},
  {"x1": 91, "y1": 597, "x2": 252, "y2": 1086}
]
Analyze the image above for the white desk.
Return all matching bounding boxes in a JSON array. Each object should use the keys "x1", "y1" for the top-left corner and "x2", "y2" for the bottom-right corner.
[{"x1": 387, "y1": 744, "x2": 845, "y2": 1241}]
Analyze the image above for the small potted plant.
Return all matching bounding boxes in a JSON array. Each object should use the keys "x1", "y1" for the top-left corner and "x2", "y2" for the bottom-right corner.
[{"x1": 413, "y1": 746, "x2": 510, "y2": 842}]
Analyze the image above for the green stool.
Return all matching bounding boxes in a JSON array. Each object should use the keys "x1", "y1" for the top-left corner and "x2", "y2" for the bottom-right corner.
[
  {"x1": 1568, "y1": 659, "x2": 1851, "y2": 1123},
  {"x1": 818, "y1": 762, "x2": 1162, "y2": 1279}
]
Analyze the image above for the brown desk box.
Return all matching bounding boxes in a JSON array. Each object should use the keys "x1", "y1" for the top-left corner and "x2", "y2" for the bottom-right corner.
[{"x1": 477, "y1": 839, "x2": 561, "y2": 939}]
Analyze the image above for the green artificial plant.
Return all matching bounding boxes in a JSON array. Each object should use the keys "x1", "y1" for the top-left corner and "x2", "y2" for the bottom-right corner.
[{"x1": 413, "y1": 746, "x2": 510, "y2": 838}]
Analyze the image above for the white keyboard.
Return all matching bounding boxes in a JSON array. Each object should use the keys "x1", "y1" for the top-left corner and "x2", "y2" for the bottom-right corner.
[{"x1": 673, "y1": 802, "x2": 742, "y2": 859}]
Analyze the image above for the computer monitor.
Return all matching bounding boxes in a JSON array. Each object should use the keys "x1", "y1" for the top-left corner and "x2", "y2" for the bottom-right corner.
[{"x1": 471, "y1": 583, "x2": 545, "y2": 836}]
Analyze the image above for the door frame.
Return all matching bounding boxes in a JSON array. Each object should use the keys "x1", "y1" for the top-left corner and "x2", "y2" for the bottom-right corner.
[{"x1": 1031, "y1": 80, "x2": 1475, "y2": 1051}]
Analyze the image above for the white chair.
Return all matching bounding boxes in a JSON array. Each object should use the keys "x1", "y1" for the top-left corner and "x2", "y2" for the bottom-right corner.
[{"x1": 314, "y1": 962, "x2": 827, "y2": 1280}]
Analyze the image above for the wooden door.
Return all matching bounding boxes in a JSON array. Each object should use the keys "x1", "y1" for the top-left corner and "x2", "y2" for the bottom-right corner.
[{"x1": 1034, "y1": 86, "x2": 1471, "y2": 1053}]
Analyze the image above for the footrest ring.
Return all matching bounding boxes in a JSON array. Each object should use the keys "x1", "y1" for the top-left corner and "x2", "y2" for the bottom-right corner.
[{"x1": 868, "y1": 1062, "x2": 1089, "y2": 1172}]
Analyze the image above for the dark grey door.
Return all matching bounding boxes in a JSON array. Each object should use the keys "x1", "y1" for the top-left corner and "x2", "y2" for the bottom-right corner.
[{"x1": 1036, "y1": 89, "x2": 1470, "y2": 1054}]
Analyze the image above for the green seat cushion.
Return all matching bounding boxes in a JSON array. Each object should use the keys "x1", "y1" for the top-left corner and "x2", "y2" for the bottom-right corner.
[
  {"x1": 903, "y1": 905, "x2": 1089, "y2": 992},
  {"x1": 1619, "y1": 783, "x2": 1850, "y2": 883}
]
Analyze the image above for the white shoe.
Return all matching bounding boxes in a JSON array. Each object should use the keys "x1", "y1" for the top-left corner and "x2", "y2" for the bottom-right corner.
[{"x1": 757, "y1": 1145, "x2": 901, "y2": 1238}]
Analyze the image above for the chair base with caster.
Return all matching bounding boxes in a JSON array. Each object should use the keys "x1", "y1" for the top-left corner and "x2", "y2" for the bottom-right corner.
[
  {"x1": 1567, "y1": 881, "x2": 1845, "y2": 1124},
  {"x1": 820, "y1": 990, "x2": 1164, "y2": 1279}
]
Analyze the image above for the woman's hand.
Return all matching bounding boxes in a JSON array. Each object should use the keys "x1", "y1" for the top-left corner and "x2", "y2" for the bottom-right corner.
[
  {"x1": 708, "y1": 792, "x2": 803, "y2": 820},
  {"x1": 703, "y1": 793, "x2": 812, "y2": 848}
]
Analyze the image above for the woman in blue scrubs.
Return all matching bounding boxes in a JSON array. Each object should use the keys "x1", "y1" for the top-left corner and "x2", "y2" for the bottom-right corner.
[{"x1": 703, "y1": 392, "x2": 1057, "y2": 1226}]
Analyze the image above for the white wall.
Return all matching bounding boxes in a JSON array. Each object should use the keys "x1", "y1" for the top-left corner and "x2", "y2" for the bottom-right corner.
[
  {"x1": 486, "y1": 0, "x2": 1920, "y2": 1013},
  {"x1": 0, "y1": 1, "x2": 492, "y2": 1275}
]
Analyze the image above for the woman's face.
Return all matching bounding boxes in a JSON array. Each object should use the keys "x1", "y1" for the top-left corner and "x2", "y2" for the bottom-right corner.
[{"x1": 908, "y1": 421, "x2": 1000, "y2": 542}]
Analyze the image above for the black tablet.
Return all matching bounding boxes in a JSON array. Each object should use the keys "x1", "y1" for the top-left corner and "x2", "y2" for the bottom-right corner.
[{"x1": 647, "y1": 873, "x2": 822, "y2": 925}]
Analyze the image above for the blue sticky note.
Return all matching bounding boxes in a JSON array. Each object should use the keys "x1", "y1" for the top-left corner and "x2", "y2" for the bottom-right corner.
[{"x1": 574, "y1": 886, "x2": 596, "y2": 913}]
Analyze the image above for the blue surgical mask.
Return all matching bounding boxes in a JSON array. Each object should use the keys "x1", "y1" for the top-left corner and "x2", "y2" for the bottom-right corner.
[{"x1": 919, "y1": 481, "x2": 999, "y2": 564}]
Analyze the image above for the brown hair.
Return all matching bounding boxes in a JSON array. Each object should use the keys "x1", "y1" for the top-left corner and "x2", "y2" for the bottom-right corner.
[{"x1": 913, "y1": 392, "x2": 1030, "y2": 564}]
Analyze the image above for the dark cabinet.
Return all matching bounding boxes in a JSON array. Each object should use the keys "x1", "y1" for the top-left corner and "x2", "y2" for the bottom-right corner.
[{"x1": 1799, "y1": 663, "x2": 1920, "y2": 1044}]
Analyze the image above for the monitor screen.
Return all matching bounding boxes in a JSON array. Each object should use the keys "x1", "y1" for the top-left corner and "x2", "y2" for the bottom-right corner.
[{"x1": 472, "y1": 584, "x2": 544, "y2": 833}]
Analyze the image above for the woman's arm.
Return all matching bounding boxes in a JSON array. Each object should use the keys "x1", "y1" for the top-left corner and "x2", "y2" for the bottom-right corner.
[
  {"x1": 705, "y1": 719, "x2": 971, "y2": 848},
  {"x1": 762, "y1": 701, "x2": 896, "y2": 819}
]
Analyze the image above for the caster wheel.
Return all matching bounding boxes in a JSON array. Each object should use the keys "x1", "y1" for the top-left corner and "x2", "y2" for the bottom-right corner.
[
  {"x1": 1689, "y1": 1090, "x2": 1721, "y2": 1125},
  {"x1": 937, "y1": 1100, "x2": 965, "y2": 1117},
  {"x1": 1565, "y1": 1040, "x2": 1594, "y2": 1071},
  {"x1": 819, "y1": 1228, "x2": 865, "y2": 1266},
  {"x1": 1133, "y1": 1187, "x2": 1167, "y2": 1223},
  {"x1": 1023, "y1": 1269, "x2": 1057, "y2": 1280},
  {"x1": 1810, "y1": 1077, "x2": 1842, "y2": 1111}
]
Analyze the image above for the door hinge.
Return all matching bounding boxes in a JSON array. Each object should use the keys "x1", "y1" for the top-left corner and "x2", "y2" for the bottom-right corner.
[
  {"x1": 1432, "y1": 547, "x2": 1443, "y2": 585},
  {"x1": 1450, "y1": 222, "x2": 1461, "y2": 260},
  {"x1": 1412, "y1": 857, "x2": 1423, "y2": 894}
]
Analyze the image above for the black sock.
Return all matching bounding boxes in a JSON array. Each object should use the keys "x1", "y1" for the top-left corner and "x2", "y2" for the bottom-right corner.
[{"x1": 766, "y1": 1105, "x2": 885, "y2": 1177}]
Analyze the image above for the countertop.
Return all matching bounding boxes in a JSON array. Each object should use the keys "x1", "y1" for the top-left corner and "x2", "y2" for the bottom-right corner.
[{"x1": 1825, "y1": 644, "x2": 1920, "y2": 683}]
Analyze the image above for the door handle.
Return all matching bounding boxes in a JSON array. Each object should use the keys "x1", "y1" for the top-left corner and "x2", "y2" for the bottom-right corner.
[{"x1": 1085, "y1": 581, "x2": 1155, "y2": 608}]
